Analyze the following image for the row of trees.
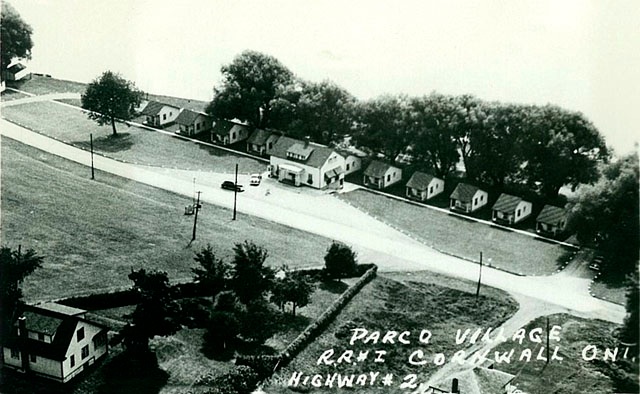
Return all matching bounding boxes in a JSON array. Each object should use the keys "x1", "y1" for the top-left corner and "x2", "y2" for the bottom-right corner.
[{"x1": 206, "y1": 50, "x2": 608, "y2": 198}]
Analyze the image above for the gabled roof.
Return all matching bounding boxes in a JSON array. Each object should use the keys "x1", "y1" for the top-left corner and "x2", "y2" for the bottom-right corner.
[
  {"x1": 406, "y1": 172, "x2": 438, "y2": 190},
  {"x1": 5, "y1": 304, "x2": 108, "y2": 361},
  {"x1": 450, "y1": 183, "x2": 483, "y2": 202},
  {"x1": 537, "y1": 204, "x2": 566, "y2": 224},
  {"x1": 175, "y1": 109, "x2": 209, "y2": 126},
  {"x1": 434, "y1": 367, "x2": 515, "y2": 394},
  {"x1": 247, "y1": 129, "x2": 273, "y2": 146},
  {"x1": 364, "y1": 161, "x2": 396, "y2": 178},
  {"x1": 140, "y1": 100, "x2": 179, "y2": 116},
  {"x1": 287, "y1": 143, "x2": 315, "y2": 160},
  {"x1": 271, "y1": 137, "x2": 337, "y2": 168},
  {"x1": 492, "y1": 193, "x2": 525, "y2": 213},
  {"x1": 211, "y1": 119, "x2": 249, "y2": 136},
  {"x1": 7, "y1": 63, "x2": 26, "y2": 73}
]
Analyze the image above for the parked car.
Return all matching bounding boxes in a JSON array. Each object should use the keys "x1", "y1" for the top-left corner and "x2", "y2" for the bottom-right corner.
[
  {"x1": 250, "y1": 173, "x2": 262, "y2": 186},
  {"x1": 221, "y1": 181, "x2": 244, "y2": 192}
]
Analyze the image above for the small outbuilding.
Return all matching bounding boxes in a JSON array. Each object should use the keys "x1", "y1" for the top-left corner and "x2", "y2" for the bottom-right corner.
[
  {"x1": 5, "y1": 63, "x2": 29, "y2": 81},
  {"x1": 405, "y1": 172, "x2": 444, "y2": 201},
  {"x1": 449, "y1": 183, "x2": 488, "y2": 213},
  {"x1": 491, "y1": 193, "x2": 533, "y2": 225},
  {"x1": 536, "y1": 205, "x2": 568, "y2": 236},
  {"x1": 140, "y1": 101, "x2": 180, "y2": 127},
  {"x1": 246, "y1": 129, "x2": 280, "y2": 155},
  {"x1": 174, "y1": 109, "x2": 211, "y2": 136},
  {"x1": 211, "y1": 119, "x2": 251, "y2": 145},
  {"x1": 363, "y1": 161, "x2": 402, "y2": 189}
]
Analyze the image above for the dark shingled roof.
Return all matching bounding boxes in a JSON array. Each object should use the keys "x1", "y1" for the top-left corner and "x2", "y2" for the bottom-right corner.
[
  {"x1": 246, "y1": 129, "x2": 272, "y2": 146},
  {"x1": 492, "y1": 193, "x2": 524, "y2": 213},
  {"x1": 211, "y1": 119, "x2": 249, "y2": 136},
  {"x1": 450, "y1": 183, "x2": 482, "y2": 203},
  {"x1": 537, "y1": 204, "x2": 566, "y2": 224},
  {"x1": 406, "y1": 172, "x2": 437, "y2": 190},
  {"x1": 270, "y1": 137, "x2": 337, "y2": 168},
  {"x1": 140, "y1": 100, "x2": 179, "y2": 116},
  {"x1": 7, "y1": 63, "x2": 26, "y2": 73},
  {"x1": 364, "y1": 161, "x2": 395, "y2": 178},
  {"x1": 287, "y1": 143, "x2": 315, "y2": 159},
  {"x1": 175, "y1": 109, "x2": 209, "y2": 126}
]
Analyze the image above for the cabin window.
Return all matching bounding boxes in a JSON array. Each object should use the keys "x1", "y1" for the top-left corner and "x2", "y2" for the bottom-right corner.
[
  {"x1": 386, "y1": 174, "x2": 390, "y2": 182},
  {"x1": 163, "y1": 114, "x2": 167, "y2": 121},
  {"x1": 474, "y1": 198, "x2": 478, "y2": 205},
  {"x1": 93, "y1": 332, "x2": 107, "y2": 350},
  {"x1": 81, "y1": 345, "x2": 89, "y2": 359},
  {"x1": 346, "y1": 163, "x2": 350, "y2": 171},
  {"x1": 307, "y1": 174, "x2": 313, "y2": 184},
  {"x1": 481, "y1": 195, "x2": 484, "y2": 201},
  {"x1": 38, "y1": 332, "x2": 45, "y2": 341},
  {"x1": 30, "y1": 354, "x2": 37, "y2": 363},
  {"x1": 70, "y1": 355, "x2": 75, "y2": 368},
  {"x1": 10, "y1": 348, "x2": 19, "y2": 359},
  {"x1": 77, "y1": 327, "x2": 85, "y2": 342},
  {"x1": 430, "y1": 186, "x2": 433, "y2": 194},
  {"x1": 517, "y1": 209, "x2": 521, "y2": 216},
  {"x1": 268, "y1": 142, "x2": 273, "y2": 149}
]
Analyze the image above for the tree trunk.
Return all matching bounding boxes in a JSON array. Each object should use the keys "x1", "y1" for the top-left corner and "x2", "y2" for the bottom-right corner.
[
  {"x1": 111, "y1": 117, "x2": 117, "y2": 136},
  {"x1": 292, "y1": 303, "x2": 296, "y2": 317}
]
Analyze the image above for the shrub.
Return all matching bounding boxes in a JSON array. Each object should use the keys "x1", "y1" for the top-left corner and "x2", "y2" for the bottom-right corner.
[{"x1": 324, "y1": 241, "x2": 357, "y2": 279}]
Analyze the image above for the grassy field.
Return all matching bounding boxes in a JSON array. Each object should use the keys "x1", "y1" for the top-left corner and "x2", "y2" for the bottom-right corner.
[
  {"x1": 265, "y1": 272, "x2": 518, "y2": 394},
  {"x1": 339, "y1": 189, "x2": 574, "y2": 275},
  {"x1": 492, "y1": 314, "x2": 638, "y2": 394},
  {"x1": 1, "y1": 89, "x2": 32, "y2": 101},
  {"x1": 1, "y1": 100, "x2": 264, "y2": 173},
  {"x1": 591, "y1": 275, "x2": 629, "y2": 306},
  {"x1": 8, "y1": 75, "x2": 208, "y2": 112},
  {"x1": 1, "y1": 137, "x2": 329, "y2": 301}
]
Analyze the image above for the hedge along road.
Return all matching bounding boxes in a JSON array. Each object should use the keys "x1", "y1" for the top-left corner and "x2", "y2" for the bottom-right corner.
[{"x1": 0, "y1": 119, "x2": 625, "y2": 324}]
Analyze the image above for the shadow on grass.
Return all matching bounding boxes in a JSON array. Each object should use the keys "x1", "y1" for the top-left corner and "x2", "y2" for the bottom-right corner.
[
  {"x1": 97, "y1": 351, "x2": 168, "y2": 394},
  {"x1": 555, "y1": 248, "x2": 578, "y2": 270},
  {"x1": 73, "y1": 133, "x2": 134, "y2": 153},
  {"x1": 319, "y1": 279, "x2": 349, "y2": 294}
]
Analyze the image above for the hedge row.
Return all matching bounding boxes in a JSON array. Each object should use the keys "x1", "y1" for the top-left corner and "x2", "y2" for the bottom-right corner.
[{"x1": 278, "y1": 264, "x2": 378, "y2": 368}]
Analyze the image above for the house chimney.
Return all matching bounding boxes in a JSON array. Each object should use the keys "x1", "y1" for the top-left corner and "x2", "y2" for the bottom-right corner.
[
  {"x1": 18, "y1": 316, "x2": 29, "y2": 371},
  {"x1": 304, "y1": 136, "x2": 310, "y2": 148},
  {"x1": 451, "y1": 378, "x2": 459, "y2": 393}
]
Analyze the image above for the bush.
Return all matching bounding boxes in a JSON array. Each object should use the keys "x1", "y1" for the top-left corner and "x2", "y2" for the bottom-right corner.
[
  {"x1": 205, "y1": 365, "x2": 259, "y2": 394},
  {"x1": 324, "y1": 241, "x2": 357, "y2": 279}
]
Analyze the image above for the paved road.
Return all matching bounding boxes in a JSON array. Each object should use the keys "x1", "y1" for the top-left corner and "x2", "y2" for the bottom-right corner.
[{"x1": 0, "y1": 117, "x2": 625, "y2": 325}]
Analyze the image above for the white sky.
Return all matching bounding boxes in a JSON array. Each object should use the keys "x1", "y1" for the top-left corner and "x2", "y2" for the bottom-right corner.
[{"x1": 9, "y1": 0, "x2": 640, "y2": 155}]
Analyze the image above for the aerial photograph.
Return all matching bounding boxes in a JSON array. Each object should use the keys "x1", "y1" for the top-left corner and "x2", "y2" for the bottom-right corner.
[{"x1": 0, "y1": 1, "x2": 638, "y2": 393}]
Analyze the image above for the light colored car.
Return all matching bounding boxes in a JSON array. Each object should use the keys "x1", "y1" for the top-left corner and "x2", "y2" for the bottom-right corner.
[{"x1": 250, "y1": 173, "x2": 262, "y2": 186}]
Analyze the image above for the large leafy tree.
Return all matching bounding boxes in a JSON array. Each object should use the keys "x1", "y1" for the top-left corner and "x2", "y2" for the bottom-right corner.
[
  {"x1": 120, "y1": 269, "x2": 181, "y2": 355},
  {"x1": 0, "y1": 2, "x2": 33, "y2": 72},
  {"x1": 620, "y1": 274, "x2": 639, "y2": 354},
  {"x1": 324, "y1": 241, "x2": 357, "y2": 279},
  {"x1": 0, "y1": 246, "x2": 43, "y2": 342},
  {"x1": 230, "y1": 241, "x2": 274, "y2": 304},
  {"x1": 354, "y1": 95, "x2": 412, "y2": 162},
  {"x1": 81, "y1": 71, "x2": 142, "y2": 136},
  {"x1": 206, "y1": 50, "x2": 294, "y2": 128},
  {"x1": 518, "y1": 105, "x2": 608, "y2": 198},
  {"x1": 271, "y1": 80, "x2": 356, "y2": 144},
  {"x1": 449, "y1": 95, "x2": 490, "y2": 180},
  {"x1": 409, "y1": 94, "x2": 460, "y2": 178},
  {"x1": 192, "y1": 244, "x2": 230, "y2": 295},
  {"x1": 568, "y1": 154, "x2": 639, "y2": 277},
  {"x1": 271, "y1": 267, "x2": 315, "y2": 316}
]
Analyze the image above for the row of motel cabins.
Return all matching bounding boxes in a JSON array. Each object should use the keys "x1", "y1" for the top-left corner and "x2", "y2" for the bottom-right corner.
[{"x1": 138, "y1": 99, "x2": 568, "y2": 237}]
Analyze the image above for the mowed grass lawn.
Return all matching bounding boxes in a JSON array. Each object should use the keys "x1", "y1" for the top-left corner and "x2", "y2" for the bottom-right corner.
[
  {"x1": 340, "y1": 190, "x2": 573, "y2": 275},
  {"x1": 492, "y1": 314, "x2": 638, "y2": 394},
  {"x1": 1, "y1": 137, "x2": 330, "y2": 301},
  {"x1": 265, "y1": 272, "x2": 518, "y2": 394},
  {"x1": 1, "y1": 100, "x2": 265, "y2": 173}
]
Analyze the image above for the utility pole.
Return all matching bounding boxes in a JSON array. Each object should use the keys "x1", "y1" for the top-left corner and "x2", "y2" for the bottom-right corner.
[
  {"x1": 546, "y1": 316, "x2": 550, "y2": 364},
  {"x1": 475, "y1": 252, "x2": 483, "y2": 300},
  {"x1": 90, "y1": 133, "x2": 95, "y2": 180},
  {"x1": 191, "y1": 191, "x2": 202, "y2": 241},
  {"x1": 233, "y1": 163, "x2": 238, "y2": 220}
]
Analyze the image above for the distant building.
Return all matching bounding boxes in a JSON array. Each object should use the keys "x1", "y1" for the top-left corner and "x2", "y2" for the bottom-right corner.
[
  {"x1": 5, "y1": 62, "x2": 29, "y2": 81},
  {"x1": 449, "y1": 183, "x2": 488, "y2": 213},
  {"x1": 268, "y1": 136, "x2": 345, "y2": 189},
  {"x1": 491, "y1": 193, "x2": 533, "y2": 225},
  {"x1": 246, "y1": 129, "x2": 280, "y2": 155},
  {"x1": 211, "y1": 119, "x2": 251, "y2": 145},
  {"x1": 140, "y1": 101, "x2": 180, "y2": 127},
  {"x1": 536, "y1": 205, "x2": 568, "y2": 236},
  {"x1": 2, "y1": 303, "x2": 109, "y2": 383},
  {"x1": 363, "y1": 161, "x2": 402, "y2": 189},
  {"x1": 406, "y1": 172, "x2": 444, "y2": 201},
  {"x1": 174, "y1": 109, "x2": 211, "y2": 136}
]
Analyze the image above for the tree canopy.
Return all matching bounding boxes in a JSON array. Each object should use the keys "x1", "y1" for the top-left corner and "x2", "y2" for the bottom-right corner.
[
  {"x1": 568, "y1": 153, "x2": 639, "y2": 277},
  {"x1": 192, "y1": 244, "x2": 230, "y2": 296},
  {"x1": 324, "y1": 241, "x2": 358, "y2": 279},
  {"x1": 207, "y1": 50, "x2": 294, "y2": 128},
  {"x1": 0, "y1": 246, "x2": 43, "y2": 342},
  {"x1": 0, "y1": 2, "x2": 33, "y2": 72},
  {"x1": 230, "y1": 241, "x2": 274, "y2": 304},
  {"x1": 271, "y1": 266, "x2": 315, "y2": 316},
  {"x1": 81, "y1": 71, "x2": 142, "y2": 136},
  {"x1": 120, "y1": 269, "x2": 181, "y2": 355}
]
